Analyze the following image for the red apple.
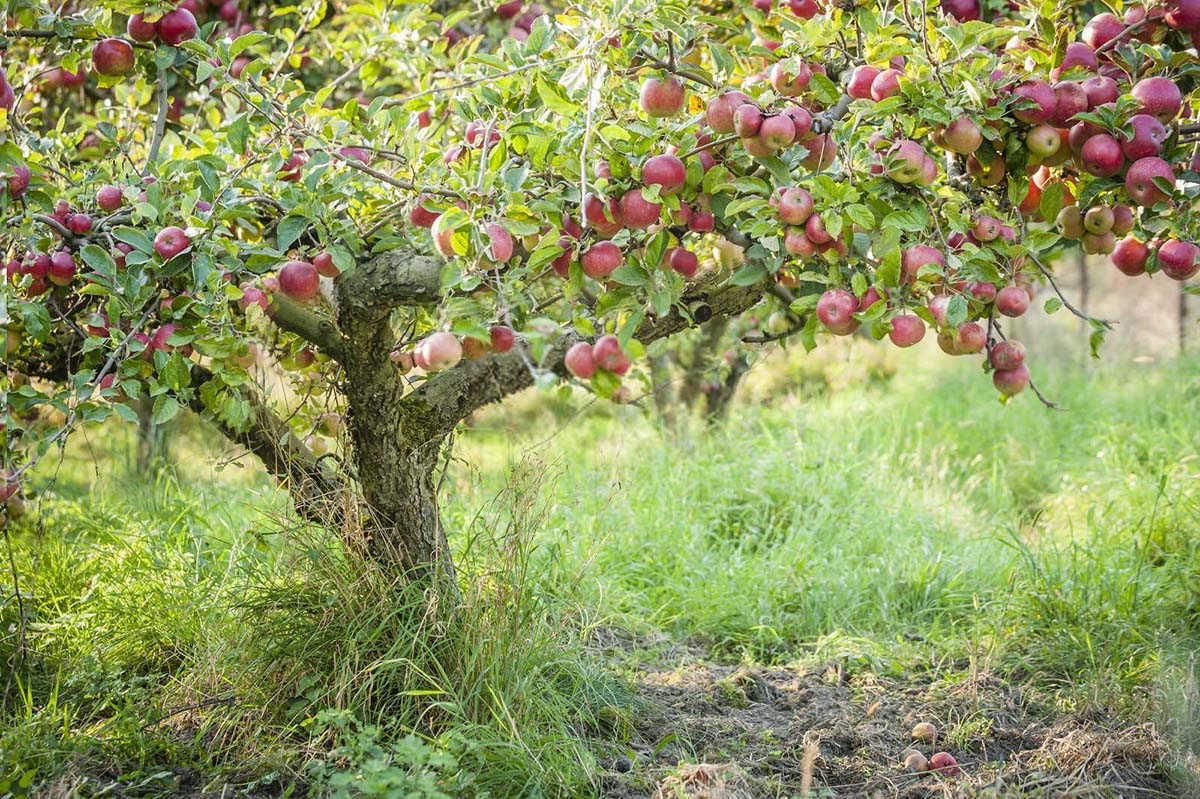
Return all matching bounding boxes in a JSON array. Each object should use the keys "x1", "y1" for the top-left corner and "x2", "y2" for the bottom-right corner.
[
  {"x1": 1158, "y1": 239, "x2": 1198, "y2": 279},
  {"x1": 1125, "y1": 157, "x2": 1174, "y2": 205},
  {"x1": 642, "y1": 154, "x2": 686, "y2": 194},
  {"x1": 816, "y1": 289, "x2": 859, "y2": 335},
  {"x1": 158, "y1": 8, "x2": 199, "y2": 45},
  {"x1": 313, "y1": 251, "x2": 339, "y2": 277},
  {"x1": 619, "y1": 189, "x2": 661, "y2": 228},
  {"x1": 989, "y1": 340, "x2": 1026, "y2": 370},
  {"x1": 666, "y1": 247, "x2": 699, "y2": 277},
  {"x1": 564, "y1": 341, "x2": 596, "y2": 379},
  {"x1": 888, "y1": 314, "x2": 926, "y2": 347},
  {"x1": 593, "y1": 334, "x2": 630, "y2": 374},
  {"x1": 941, "y1": 117, "x2": 982, "y2": 154},
  {"x1": 1080, "y1": 133, "x2": 1123, "y2": 177},
  {"x1": 1011, "y1": 80, "x2": 1056, "y2": 124},
  {"x1": 96, "y1": 184, "x2": 123, "y2": 211},
  {"x1": 154, "y1": 226, "x2": 191, "y2": 259},
  {"x1": 1122, "y1": 114, "x2": 1167, "y2": 160},
  {"x1": 1131, "y1": 76, "x2": 1182, "y2": 122},
  {"x1": 582, "y1": 241, "x2": 622, "y2": 278},
  {"x1": 996, "y1": 284, "x2": 1029, "y2": 317},
  {"x1": 639, "y1": 76, "x2": 685, "y2": 117},
  {"x1": 847, "y1": 65, "x2": 880, "y2": 99},
  {"x1": 993, "y1": 364, "x2": 1030, "y2": 397},
  {"x1": 422, "y1": 332, "x2": 462, "y2": 371},
  {"x1": 1111, "y1": 236, "x2": 1149, "y2": 275},
  {"x1": 901, "y1": 244, "x2": 944, "y2": 284},
  {"x1": 48, "y1": 251, "x2": 75, "y2": 285},
  {"x1": 490, "y1": 325, "x2": 515, "y2": 352},
  {"x1": 127, "y1": 13, "x2": 158, "y2": 42},
  {"x1": 278, "y1": 260, "x2": 319, "y2": 301},
  {"x1": 705, "y1": 91, "x2": 753, "y2": 133},
  {"x1": 92, "y1": 38, "x2": 135, "y2": 76}
]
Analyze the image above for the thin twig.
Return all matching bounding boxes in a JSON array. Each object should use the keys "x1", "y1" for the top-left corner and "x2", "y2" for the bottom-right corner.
[{"x1": 145, "y1": 73, "x2": 169, "y2": 175}]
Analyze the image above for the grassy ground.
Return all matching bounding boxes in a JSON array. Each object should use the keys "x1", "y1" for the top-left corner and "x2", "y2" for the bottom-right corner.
[{"x1": 3, "y1": 344, "x2": 1199, "y2": 797}]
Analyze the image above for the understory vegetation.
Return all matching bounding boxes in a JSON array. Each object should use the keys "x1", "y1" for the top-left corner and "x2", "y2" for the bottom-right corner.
[{"x1": 3, "y1": 350, "x2": 1199, "y2": 797}]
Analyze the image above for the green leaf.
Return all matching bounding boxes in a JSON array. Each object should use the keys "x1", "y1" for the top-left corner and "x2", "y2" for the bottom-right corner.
[
  {"x1": 946, "y1": 295, "x2": 968, "y2": 326},
  {"x1": 1038, "y1": 180, "x2": 1063, "y2": 223},
  {"x1": 276, "y1": 214, "x2": 311, "y2": 250},
  {"x1": 161, "y1": 353, "x2": 192, "y2": 392},
  {"x1": 152, "y1": 395, "x2": 180, "y2": 425},
  {"x1": 1044, "y1": 297, "x2": 1063, "y2": 314},
  {"x1": 113, "y1": 226, "x2": 155, "y2": 254},
  {"x1": 535, "y1": 78, "x2": 580, "y2": 114},
  {"x1": 79, "y1": 244, "x2": 116, "y2": 278}
]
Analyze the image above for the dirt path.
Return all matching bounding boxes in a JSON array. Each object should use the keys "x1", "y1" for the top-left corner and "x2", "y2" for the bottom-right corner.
[{"x1": 594, "y1": 640, "x2": 1177, "y2": 798}]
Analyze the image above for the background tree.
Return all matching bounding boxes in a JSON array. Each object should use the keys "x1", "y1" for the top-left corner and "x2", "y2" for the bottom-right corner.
[{"x1": 1, "y1": 0, "x2": 1198, "y2": 586}]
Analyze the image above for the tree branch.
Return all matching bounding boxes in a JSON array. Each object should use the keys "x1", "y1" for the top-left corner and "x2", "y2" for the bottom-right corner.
[
  {"x1": 407, "y1": 275, "x2": 768, "y2": 436},
  {"x1": 267, "y1": 293, "x2": 348, "y2": 361},
  {"x1": 335, "y1": 245, "x2": 444, "y2": 321},
  {"x1": 189, "y1": 364, "x2": 353, "y2": 525}
]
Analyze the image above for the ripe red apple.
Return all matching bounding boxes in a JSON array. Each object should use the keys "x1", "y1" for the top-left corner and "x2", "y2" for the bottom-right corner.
[
  {"x1": 733, "y1": 103, "x2": 763, "y2": 138},
  {"x1": 278, "y1": 260, "x2": 320, "y2": 302},
  {"x1": 972, "y1": 216, "x2": 1003, "y2": 242},
  {"x1": 485, "y1": 223, "x2": 514, "y2": 262},
  {"x1": 1050, "y1": 81, "x2": 1088, "y2": 126},
  {"x1": 1012, "y1": 80, "x2": 1056, "y2": 124},
  {"x1": 582, "y1": 241, "x2": 622, "y2": 279},
  {"x1": 67, "y1": 213, "x2": 92, "y2": 234},
  {"x1": 816, "y1": 289, "x2": 859, "y2": 335},
  {"x1": 800, "y1": 133, "x2": 836, "y2": 170},
  {"x1": 48, "y1": 251, "x2": 75, "y2": 285},
  {"x1": 1111, "y1": 204, "x2": 1135, "y2": 235},
  {"x1": 689, "y1": 210, "x2": 714, "y2": 232},
  {"x1": 705, "y1": 91, "x2": 753, "y2": 133},
  {"x1": 158, "y1": 8, "x2": 199, "y2": 45},
  {"x1": 490, "y1": 325, "x2": 515, "y2": 352},
  {"x1": 666, "y1": 247, "x2": 699, "y2": 277},
  {"x1": 941, "y1": 117, "x2": 982, "y2": 154},
  {"x1": 941, "y1": 0, "x2": 980, "y2": 21},
  {"x1": 858, "y1": 286, "x2": 885, "y2": 310},
  {"x1": 593, "y1": 335, "x2": 631, "y2": 375},
  {"x1": 96, "y1": 184, "x2": 123, "y2": 211},
  {"x1": 1052, "y1": 42, "x2": 1099, "y2": 79},
  {"x1": 1111, "y1": 236, "x2": 1149, "y2": 275},
  {"x1": 777, "y1": 187, "x2": 814, "y2": 225},
  {"x1": 92, "y1": 38, "x2": 135, "y2": 76},
  {"x1": 0, "y1": 470, "x2": 20, "y2": 502},
  {"x1": 313, "y1": 251, "x2": 339, "y2": 277},
  {"x1": 1131, "y1": 76, "x2": 1182, "y2": 122},
  {"x1": 967, "y1": 281, "x2": 997, "y2": 302},
  {"x1": 759, "y1": 115, "x2": 796, "y2": 150},
  {"x1": 993, "y1": 364, "x2": 1030, "y2": 397},
  {"x1": 642, "y1": 154, "x2": 686, "y2": 194},
  {"x1": 788, "y1": 0, "x2": 820, "y2": 17},
  {"x1": 6, "y1": 164, "x2": 29, "y2": 199},
  {"x1": 886, "y1": 139, "x2": 926, "y2": 183},
  {"x1": 422, "y1": 332, "x2": 463, "y2": 371},
  {"x1": 804, "y1": 213, "x2": 831, "y2": 245},
  {"x1": 784, "y1": 228, "x2": 815, "y2": 256},
  {"x1": 1166, "y1": 0, "x2": 1200, "y2": 29},
  {"x1": 1122, "y1": 114, "x2": 1167, "y2": 160},
  {"x1": 1158, "y1": 239, "x2": 1199, "y2": 279},
  {"x1": 989, "y1": 340, "x2": 1026, "y2": 370},
  {"x1": 888, "y1": 314, "x2": 926, "y2": 347},
  {"x1": 1124, "y1": 156, "x2": 1174, "y2": 205},
  {"x1": 619, "y1": 189, "x2": 661, "y2": 228},
  {"x1": 956, "y1": 322, "x2": 986, "y2": 353},
  {"x1": 1082, "y1": 12, "x2": 1126, "y2": 49},
  {"x1": 1080, "y1": 134, "x2": 1123, "y2": 177},
  {"x1": 847, "y1": 65, "x2": 880, "y2": 100},
  {"x1": 783, "y1": 105, "x2": 813, "y2": 140},
  {"x1": 410, "y1": 195, "x2": 441, "y2": 228},
  {"x1": 770, "y1": 62, "x2": 812, "y2": 97},
  {"x1": 127, "y1": 13, "x2": 158, "y2": 41},
  {"x1": 870, "y1": 68, "x2": 902, "y2": 101},
  {"x1": 901, "y1": 244, "x2": 944, "y2": 284},
  {"x1": 1081, "y1": 75, "x2": 1119, "y2": 107},
  {"x1": 996, "y1": 284, "x2": 1029, "y2": 317},
  {"x1": 583, "y1": 194, "x2": 623, "y2": 238},
  {"x1": 564, "y1": 341, "x2": 597, "y2": 379},
  {"x1": 154, "y1": 226, "x2": 191, "y2": 259},
  {"x1": 639, "y1": 76, "x2": 684, "y2": 117}
]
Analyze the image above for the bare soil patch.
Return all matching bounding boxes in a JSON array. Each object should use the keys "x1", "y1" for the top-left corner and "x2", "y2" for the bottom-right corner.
[{"x1": 594, "y1": 638, "x2": 1177, "y2": 798}]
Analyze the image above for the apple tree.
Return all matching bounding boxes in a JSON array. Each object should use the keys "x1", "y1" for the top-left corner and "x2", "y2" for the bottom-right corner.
[{"x1": 2, "y1": 0, "x2": 1198, "y2": 584}]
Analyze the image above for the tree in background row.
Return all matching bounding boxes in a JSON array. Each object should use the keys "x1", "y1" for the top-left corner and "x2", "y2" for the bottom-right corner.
[{"x1": 2, "y1": 0, "x2": 1198, "y2": 584}]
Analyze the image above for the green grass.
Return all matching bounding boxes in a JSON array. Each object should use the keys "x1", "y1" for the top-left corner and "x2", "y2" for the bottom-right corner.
[{"x1": 3, "y1": 351, "x2": 1200, "y2": 795}]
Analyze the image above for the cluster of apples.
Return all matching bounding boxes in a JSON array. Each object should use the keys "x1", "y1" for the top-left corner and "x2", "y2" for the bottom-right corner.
[
  {"x1": 388, "y1": 325, "x2": 517, "y2": 374},
  {"x1": 705, "y1": 77, "x2": 834, "y2": 168},
  {"x1": 564, "y1": 335, "x2": 632, "y2": 384},
  {"x1": 902, "y1": 722, "x2": 961, "y2": 776}
]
